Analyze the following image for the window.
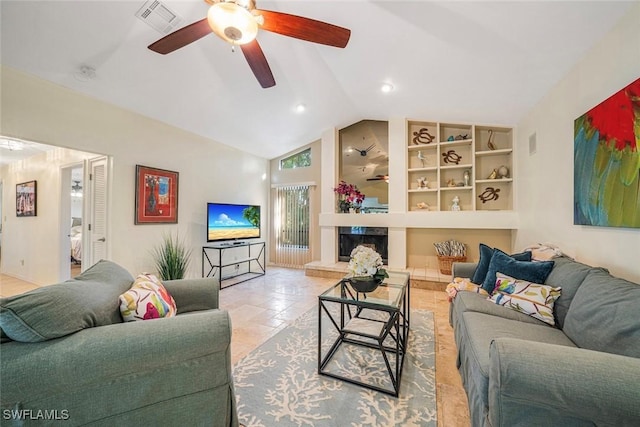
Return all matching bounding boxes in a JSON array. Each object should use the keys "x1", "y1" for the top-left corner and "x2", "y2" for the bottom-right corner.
[
  {"x1": 273, "y1": 185, "x2": 312, "y2": 267},
  {"x1": 276, "y1": 186, "x2": 309, "y2": 248},
  {"x1": 280, "y1": 148, "x2": 311, "y2": 169}
]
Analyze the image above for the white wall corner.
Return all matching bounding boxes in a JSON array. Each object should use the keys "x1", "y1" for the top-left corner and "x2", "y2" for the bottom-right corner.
[
  {"x1": 388, "y1": 117, "x2": 407, "y2": 212},
  {"x1": 320, "y1": 226, "x2": 337, "y2": 264},
  {"x1": 387, "y1": 227, "x2": 407, "y2": 269},
  {"x1": 320, "y1": 127, "x2": 338, "y2": 214}
]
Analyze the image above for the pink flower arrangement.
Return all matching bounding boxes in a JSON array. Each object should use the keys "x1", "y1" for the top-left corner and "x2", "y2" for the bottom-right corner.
[{"x1": 333, "y1": 180, "x2": 365, "y2": 212}]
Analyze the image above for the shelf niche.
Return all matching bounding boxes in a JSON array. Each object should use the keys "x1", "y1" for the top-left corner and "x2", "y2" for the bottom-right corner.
[{"x1": 407, "y1": 120, "x2": 514, "y2": 212}]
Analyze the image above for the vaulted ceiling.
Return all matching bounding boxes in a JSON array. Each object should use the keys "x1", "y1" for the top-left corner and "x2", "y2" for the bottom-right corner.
[{"x1": 1, "y1": 1, "x2": 633, "y2": 159}]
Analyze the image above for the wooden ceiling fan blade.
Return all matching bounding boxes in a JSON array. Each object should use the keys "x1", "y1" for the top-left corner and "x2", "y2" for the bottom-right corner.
[
  {"x1": 256, "y1": 10, "x2": 351, "y2": 48},
  {"x1": 148, "y1": 18, "x2": 212, "y2": 54},
  {"x1": 241, "y1": 40, "x2": 276, "y2": 88}
]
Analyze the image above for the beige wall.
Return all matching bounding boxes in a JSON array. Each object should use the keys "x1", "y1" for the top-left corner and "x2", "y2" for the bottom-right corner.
[
  {"x1": 358, "y1": 182, "x2": 388, "y2": 205},
  {"x1": 514, "y1": 3, "x2": 640, "y2": 282},
  {"x1": 1, "y1": 148, "x2": 97, "y2": 284},
  {"x1": 1, "y1": 66, "x2": 269, "y2": 285},
  {"x1": 407, "y1": 228, "x2": 512, "y2": 269},
  {"x1": 270, "y1": 140, "x2": 322, "y2": 263}
]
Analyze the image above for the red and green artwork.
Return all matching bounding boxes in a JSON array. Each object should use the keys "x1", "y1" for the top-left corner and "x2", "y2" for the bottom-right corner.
[{"x1": 574, "y1": 77, "x2": 640, "y2": 228}]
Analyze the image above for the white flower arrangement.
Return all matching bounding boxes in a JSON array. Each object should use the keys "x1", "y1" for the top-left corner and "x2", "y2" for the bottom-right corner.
[{"x1": 347, "y1": 245, "x2": 388, "y2": 280}]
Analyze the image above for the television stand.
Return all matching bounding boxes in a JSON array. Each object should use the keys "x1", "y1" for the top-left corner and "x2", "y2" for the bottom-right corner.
[{"x1": 202, "y1": 241, "x2": 265, "y2": 289}]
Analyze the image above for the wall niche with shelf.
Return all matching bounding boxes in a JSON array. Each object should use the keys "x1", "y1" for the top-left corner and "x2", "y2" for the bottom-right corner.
[{"x1": 407, "y1": 121, "x2": 514, "y2": 211}]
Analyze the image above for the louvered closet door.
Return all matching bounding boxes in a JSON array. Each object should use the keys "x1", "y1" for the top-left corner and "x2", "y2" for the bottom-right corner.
[{"x1": 87, "y1": 156, "x2": 108, "y2": 267}]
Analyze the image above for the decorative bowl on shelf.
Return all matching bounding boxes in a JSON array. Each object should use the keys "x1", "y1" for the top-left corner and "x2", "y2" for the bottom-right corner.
[{"x1": 347, "y1": 276, "x2": 383, "y2": 293}]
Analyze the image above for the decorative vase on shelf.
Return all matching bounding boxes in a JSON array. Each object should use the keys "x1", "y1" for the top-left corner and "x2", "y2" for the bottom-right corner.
[{"x1": 498, "y1": 165, "x2": 509, "y2": 179}]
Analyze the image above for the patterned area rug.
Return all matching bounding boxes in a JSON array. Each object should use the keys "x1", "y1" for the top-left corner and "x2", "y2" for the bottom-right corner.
[{"x1": 232, "y1": 307, "x2": 436, "y2": 426}]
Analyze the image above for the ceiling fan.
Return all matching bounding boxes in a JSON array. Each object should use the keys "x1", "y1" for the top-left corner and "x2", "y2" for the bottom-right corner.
[
  {"x1": 147, "y1": 0, "x2": 351, "y2": 88},
  {"x1": 367, "y1": 174, "x2": 389, "y2": 182},
  {"x1": 71, "y1": 180, "x2": 83, "y2": 192}
]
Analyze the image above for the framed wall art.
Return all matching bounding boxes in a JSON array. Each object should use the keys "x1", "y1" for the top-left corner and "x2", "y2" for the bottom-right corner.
[
  {"x1": 135, "y1": 165, "x2": 179, "y2": 224},
  {"x1": 16, "y1": 180, "x2": 37, "y2": 217},
  {"x1": 574, "y1": 77, "x2": 640, "y2": 228}
]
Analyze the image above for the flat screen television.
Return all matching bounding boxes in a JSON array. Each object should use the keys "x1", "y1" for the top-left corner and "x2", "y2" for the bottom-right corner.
[{"x1": 207, "y1": 202, "x2": 260, "y2": 243}]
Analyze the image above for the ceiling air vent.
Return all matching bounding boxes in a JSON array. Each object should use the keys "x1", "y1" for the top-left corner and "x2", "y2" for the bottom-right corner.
[{"x1": 135, "y1": 0, "x2": 183, "y2": 35}]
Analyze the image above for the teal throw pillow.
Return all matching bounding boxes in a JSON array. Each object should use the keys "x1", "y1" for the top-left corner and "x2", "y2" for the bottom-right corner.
[
  {"x1": 481, "y1": 249, "x2": 554, "y2": 294},
  {"x1": 471, "y1": 244, "x2": 532, "y2": 285},
  {"x1": 0, "y1": 260, "x2": 134, "y2": 342}
]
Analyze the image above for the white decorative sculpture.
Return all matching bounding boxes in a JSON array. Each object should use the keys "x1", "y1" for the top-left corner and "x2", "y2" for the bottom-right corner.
[{"x1": 451, "y1": 196, "x2": 461, "y2": 211}]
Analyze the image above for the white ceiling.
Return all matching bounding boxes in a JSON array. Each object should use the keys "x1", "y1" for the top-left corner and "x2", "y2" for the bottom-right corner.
[
  {"x1": 0, "y1": 137, "x2": 56, "y2": 166},
  {"x1": 0, "y1": 1, "x2": 634, "y2": 160}
]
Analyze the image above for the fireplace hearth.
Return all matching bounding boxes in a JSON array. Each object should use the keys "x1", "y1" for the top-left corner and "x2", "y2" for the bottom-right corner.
[{"x1": 338, "y1": 227, "x2": 388, "y2": 264}]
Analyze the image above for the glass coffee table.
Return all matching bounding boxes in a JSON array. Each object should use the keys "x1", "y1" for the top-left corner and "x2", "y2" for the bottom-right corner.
[{"x1": 317, "y1": 271, "x2": 410, "y2": 396}]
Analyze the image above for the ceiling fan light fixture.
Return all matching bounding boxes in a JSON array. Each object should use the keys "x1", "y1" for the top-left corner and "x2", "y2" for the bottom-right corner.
[
  {"x1": 207, "y1": 1, "x2": 258, "y2": 45},
  {"x1": 0, "y1": 138, "x2": 24, "y2": 151}
]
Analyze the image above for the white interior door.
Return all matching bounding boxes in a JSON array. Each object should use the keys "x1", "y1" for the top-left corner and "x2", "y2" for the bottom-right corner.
[
  {"x1": 59, "y1": 166, "x2": 73, "y2": 280},
  {"x1": 85, "y1": 156, "x2": 109, "y2": 268}
]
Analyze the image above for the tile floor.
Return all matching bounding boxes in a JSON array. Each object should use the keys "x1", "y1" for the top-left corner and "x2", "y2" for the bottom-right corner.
[{"x1": 0, "y1": 267, "x2": 470, "y2": 427}]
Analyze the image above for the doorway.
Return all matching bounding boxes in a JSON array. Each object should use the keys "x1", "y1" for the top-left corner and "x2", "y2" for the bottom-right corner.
[
  {"x1": 61, "y1": 163, "x2": 84, "y2": 279},
  {"x1": 60, "y1": 156, "x2": 109, "y2": 280}
]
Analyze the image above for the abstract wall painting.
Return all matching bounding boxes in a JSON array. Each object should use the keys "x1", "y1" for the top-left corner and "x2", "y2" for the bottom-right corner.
[
  {"x1": 574, "y1": 77, "x2": 640, "y2": 228},
  {"x1": 135, "y1": 165, "x2": 179, "y2": 224},
  {"x1": 16, "y1": 180, "x2": 37, "y2": 217}
]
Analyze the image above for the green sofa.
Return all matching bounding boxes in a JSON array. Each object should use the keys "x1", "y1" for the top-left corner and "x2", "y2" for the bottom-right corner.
[
  {"x1": 0, "y1": 260, "x2": 239, "y2": 426},
  {"x1": 450, "y1": 256, "x2": 640, "y2": 427}
]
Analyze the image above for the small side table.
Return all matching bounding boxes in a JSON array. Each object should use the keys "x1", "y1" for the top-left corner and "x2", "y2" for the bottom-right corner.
[{"x1": 317, "y1": 271, "x2": 410, "y2": 396}]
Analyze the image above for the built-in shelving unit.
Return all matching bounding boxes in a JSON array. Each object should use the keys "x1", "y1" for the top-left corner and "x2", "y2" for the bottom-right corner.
[{"x1": 407, "y1": 121, "x2": 513, "y2": 212}]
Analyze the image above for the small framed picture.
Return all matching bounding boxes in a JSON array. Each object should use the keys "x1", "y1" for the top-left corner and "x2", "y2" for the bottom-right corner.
[
  {"x1": 16, "y1": 180, "x2": 37, "y2": 217},
  {"x1": 135, "y1": 165, "x2": 179, "y2": 224}
]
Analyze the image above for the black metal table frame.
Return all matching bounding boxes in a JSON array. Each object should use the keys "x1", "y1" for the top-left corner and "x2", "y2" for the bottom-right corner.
[
  {"x1": 317, "y1": 279, "x2": 410, "y2": 396},
  {"x1": 201, "y1": 242, "x2": 265, "y2": 289}
]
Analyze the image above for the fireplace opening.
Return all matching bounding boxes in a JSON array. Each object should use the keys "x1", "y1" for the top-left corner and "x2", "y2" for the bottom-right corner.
[{"x1": 338, "y1": 227, "x2": 388, "y2": 264}]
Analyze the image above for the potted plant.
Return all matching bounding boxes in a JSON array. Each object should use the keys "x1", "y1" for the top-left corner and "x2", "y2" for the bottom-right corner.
[
  {"x1": 345, "y1": 245, "x2": 388, "y2": 292},
  {"x1": 151, "y1": 231, "x2": 192, "y2": 280},
  {"x1": 333, "y1": 181, "x2": 365, "y2": 213}
]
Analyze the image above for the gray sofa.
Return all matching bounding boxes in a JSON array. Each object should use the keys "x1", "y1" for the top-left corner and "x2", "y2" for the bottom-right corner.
[
  {"x1": 450, "y1": 255, "x2": 640, "y2": 427},
  {"x1": 0, "y1": 260, "x2": 239, "y2": 426}
]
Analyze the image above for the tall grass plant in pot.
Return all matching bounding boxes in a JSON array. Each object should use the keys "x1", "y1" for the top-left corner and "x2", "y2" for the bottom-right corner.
[{"x1": 152, "y1": 232, "x2": 192, "y2": 280}]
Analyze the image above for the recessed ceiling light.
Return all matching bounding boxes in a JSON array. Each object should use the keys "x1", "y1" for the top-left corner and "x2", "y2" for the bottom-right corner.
[
  {"x1": 381, "y1": 82, "x2": 394, "y2": 93},
  {"x1": 295, "y1": 103, "x2": 306, "y2": 113},
  {"x1": 73, "y1": 65, "x2": 96, "y2": 82}
]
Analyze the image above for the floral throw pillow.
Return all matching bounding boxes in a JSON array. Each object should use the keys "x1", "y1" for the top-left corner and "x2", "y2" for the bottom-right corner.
[
  {"x1": 488, "y1": 273, "x2": 561, "y2": 326},
  {"x1": 119, "y1": 274, "x2": 177, "y2": 322}
]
